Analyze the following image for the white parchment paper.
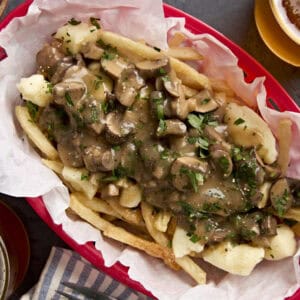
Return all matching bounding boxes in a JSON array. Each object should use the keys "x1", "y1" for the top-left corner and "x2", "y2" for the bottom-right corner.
[{"x1": 0, "y1": 1, "x2": 299, "y2": 299}]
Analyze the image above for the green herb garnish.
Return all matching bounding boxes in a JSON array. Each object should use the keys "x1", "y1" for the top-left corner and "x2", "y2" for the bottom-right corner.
[
  {"x1": 68, "y1": 18, "x2": 81, "y2": 25},
  {"x1": 90, "y1": 17, "x2": 101, "y2": 29},
  {"x1": 81, "y1": 173, "x2": 90, "y2": 181},
  {"x1": 234, "y1": 118, "x2": 245, "y2": 125},
  {"x1": 26, "y1": 101, "x2": 39, "y2": 122},
  {"x1": 65, "y1": 92, "x2": 74, "y2": 107},
  {"x1": 180, "y1": 167, "x2": 204, "y2": 192}
]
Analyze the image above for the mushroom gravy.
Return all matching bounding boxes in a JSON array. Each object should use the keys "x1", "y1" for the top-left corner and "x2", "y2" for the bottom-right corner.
[{"x1": 31, "y1": 35, "x2": 300, "y2": 247}]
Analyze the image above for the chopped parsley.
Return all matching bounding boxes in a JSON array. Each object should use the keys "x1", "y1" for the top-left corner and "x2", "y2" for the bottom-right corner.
[
  {"x1": 187, "y1": 113, "x2": 204, "y2": 129},
  {"x1": 81, "y1": 173, "x2": 90, "y2": 181},
  {"x1": 90, "y1": 106, "x2": 99, "y2": 123},
  {"x1": 65, "y1": 92, "x2": 74, "y2": 107},
  {"x1": 157, "y1": 119, "x2": 167, "y2": 135},
  {"x1": 93, "y1": 78, "x2": 102, "y2": 90},
  {"x1": 158, "y1": 67, "x2": 167, "y2": 75},
  {"x1": 177, "y1": 201, "x2": 208, "y2": 220},
  {"x1": 152, "y1": 97, "x2": 164, "y2": 120},
  {"x1": 187, "y1": 136, "x2": 209, "y2": 150},
  {"x1": 218, "y1": 156, "x2": 230, "y2": 173},
  {"x1": 187, "y1": 113, "x2": 218, "y2": 130},
  {"x1": 201, "y1": 98, "x2": 210, "y2": 105},
  {"x1": 90, "y1": 17, "x2": 101, "y2": 29},
  {"x1": 68, "y1": 18, "x2": 81, "y2": 25},
  {"x1": 46, "y1": 83, "x2": 53, "y2": 94},
  {"x1": 26, "y1": 101, "x2": 39, "y2": 122},
  {"x1": 112, "y1": 145, "x2": 121, "y2": 151},
  {"x1": 273, "y1": 189, "x2": 290, "y2": 217},
  {"x1": 102, "y1": 167, "x2": 128, "y2": 182},
  {"x1": 189, "y1": 234, "x2": 201, "y2": 243},
  {"x1": 202, "y1": 202, "x2": 221, "y2": 213},
  {"x1": 180, "y1": 167, "x2": 204, "y2": 192},
  {"x1": 234, "y1": 118, "x2": 245, "y2": 125}
]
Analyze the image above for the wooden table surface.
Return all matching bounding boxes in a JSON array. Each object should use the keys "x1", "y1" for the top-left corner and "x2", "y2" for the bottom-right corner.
[{"x1": 0, "y1": 0, "x2": 299, "y2": 299}]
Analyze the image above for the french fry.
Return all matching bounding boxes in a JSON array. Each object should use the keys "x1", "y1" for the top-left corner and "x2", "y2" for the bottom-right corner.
[
  {"x1": 98, "y1": 30, "x2": 210, "y2": 90},
  {"x1": 69, "y1": 193, "x2": 179, "y2": 270},
  {"x1": 15, "y1": 106, "x2": 58, "y2": 160},
  {"x1": 210, "y1": 78, "x2": 236, "y2": 97},
  {"x1": 141, "y1": 202, "x2": 206, "y2": 284},
  {"x1": 153, "y1": 210, "x2": 171, "y2": 233},
  {"x1": 169, "y1": 57, "x2": 211, "y2": 90},
  {"x1": 73, "y1": 192, "x2": 122, "y2": 219},
  {"x1": 277, "y1": 118, "x2": 292, "y2": 176},
  {"x1": 175, "y1": 256, "x2": 206, "y2": 285},
  {"x1": 62, "y1": 166, "x2": 98, "y2": 200},
  {"x1": 98, "y1": 30, "x2": 163, "y2": 60},
  {"x1": 168, "y1": 32, "x2": 186, "y2": 47},
  {"x1": 105, "y1": 197, "x2": 144, "y2": 226},
  {"x1": 165, "y1": 47, "x2": 203, "y2": 61},
  {"x1": 41, "y1": 159, "x2": 64, "y2": 174},
  {"x1": 141, "y1": 202, "x2": 170, "y2": 247}
]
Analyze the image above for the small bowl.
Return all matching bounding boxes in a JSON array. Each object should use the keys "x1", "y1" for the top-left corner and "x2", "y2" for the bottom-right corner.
[
  {"x1": 269, "y1": 0, "x2": 300, "y2": 45},
  {"x1": 255, "y1": 0, "x2": 300, "y2": 66}
]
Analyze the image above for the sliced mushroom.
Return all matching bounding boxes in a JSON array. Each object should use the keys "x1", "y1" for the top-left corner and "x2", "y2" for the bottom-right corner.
[
  {"x1": 105, "y1": 111, "x2": 135, "y2": 145},
  {"x1": 171, "y1": 157, "x2": 208, "y2": 191},
  {"x1": 270, "y1": 178, "x2": 293, "y2": 216},
  {"x1": 101, "y1": 55, "x2": 129, "y2": 78},
  {"x1": 260, "y1": 215, "x2": 277, "y2": 236},
  {"x1": 155, "y1": 76, "x2": 164, "y2": 91},
  {"x1": 135, "y1": 57, "x2": 169, "y2": 78},
  {"x1": 57, "y1": 133, "x2": 84, "y2": 168},
  {"x1": 209, "y1": 144, "x2": 233, "y2": 177},
  {"x1": 50, "y1": 57, "x2": 74, "y2": 84},
  {"x1": 81, "y1": 42, "x2": 104, "y2": 60},
  {"x1": 53, "y1": 80, "x2": 86, "y2": 106},
  {"x1": 115, "y1": 68, "x2": 145, "y2": 107},
  {"x1": 83, "y1": 145, "x2": 119, "y2": 172},
  {"x1": 36, "y1": 40, "x2": 68, "y2": 79},
  {"x1": 101, "y1": 183, "x2": 120, "y2": 197},
  {"x1": 170, "y1": 92, "x2": 189, "y2": 120},
  {"x1": 233, "y1": 213, "x2": 261, "y2": 241},
  {"x1": 157, "y1": 119, "x2": 187, "y2": 137},
  {"x1": 182, "y1": 84, "x2": 199, "y2": 98},
  {"x1": 163, "y1": 77, "x2": 180, "y2": 97},
  {"x1": 204, "y1": 125, "x2": 231, "y2": 152},
  {"x1": 169, "y1": 135, "x2": 197, "y2": 157},
  {"x1": 187, "y1": 90, "x2": 219, "y2": 113}
]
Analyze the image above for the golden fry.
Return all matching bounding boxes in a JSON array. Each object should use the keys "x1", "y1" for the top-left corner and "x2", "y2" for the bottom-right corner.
[
  {"x1": 15, "y1": 106, "x2": 58, "y2": 160},
  {"x1": 165, "y1": 47, "x2": 203, "y2": 61},
  {"x1": 41, "y1": 159, "x2": 64, "y2": 174},
  {"x1": 69, "y1": 194, "x2": 179, "y2": 270},
  {"x1": 277, "y1": 118, "x2": 292, "y2": 176},
  {"x1": 168, "y1": 32, "x2": 186, "y2": 47},
  {"x1": 105, "y1": 197, "x2": 144, "y2": 226},
  {"x1": 73, "y1": 192, "x2": 122, "y2": 219}
]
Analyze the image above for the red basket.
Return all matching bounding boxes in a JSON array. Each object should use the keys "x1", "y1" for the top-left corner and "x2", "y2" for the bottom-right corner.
[{"x1": 1, "y1": 1, "x2": 299, "y2": 299}]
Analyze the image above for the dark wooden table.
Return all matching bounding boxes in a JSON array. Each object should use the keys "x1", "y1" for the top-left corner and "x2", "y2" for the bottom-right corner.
[{"x1": 1, "y1": 0, "x2": 299, "y2": 299}]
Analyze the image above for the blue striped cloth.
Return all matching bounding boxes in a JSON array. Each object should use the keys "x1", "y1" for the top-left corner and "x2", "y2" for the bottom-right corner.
[{"x1": 21, "y1": 247, "x2": 152, "y2": 300}]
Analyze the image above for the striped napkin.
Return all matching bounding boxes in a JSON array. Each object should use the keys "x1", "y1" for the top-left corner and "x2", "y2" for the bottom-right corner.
[{"x1": 21, "y1": 247, "x2": 151, "y2": 300}]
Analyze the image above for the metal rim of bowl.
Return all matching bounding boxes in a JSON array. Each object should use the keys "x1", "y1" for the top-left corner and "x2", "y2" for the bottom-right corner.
[{"x1": 0, "y1": 236, "x2": 10, "y2": 300}]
